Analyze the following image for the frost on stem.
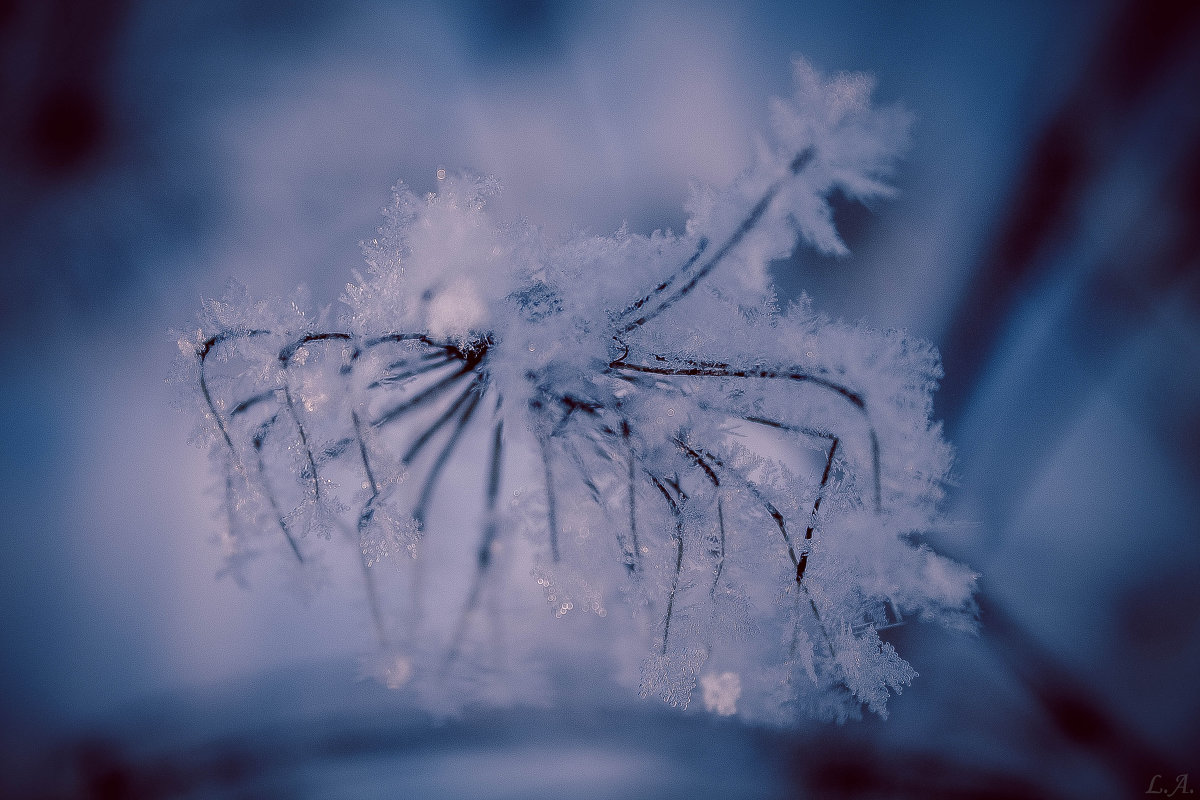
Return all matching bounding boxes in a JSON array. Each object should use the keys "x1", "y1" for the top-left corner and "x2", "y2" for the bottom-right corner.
[{"x1": 178, "y1": 58, "x2": 975, "y2": 723}]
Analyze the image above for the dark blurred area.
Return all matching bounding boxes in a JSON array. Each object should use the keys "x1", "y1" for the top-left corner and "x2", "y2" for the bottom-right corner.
[
  {"x1": 1, "y1": 1, "x2": 1198, "y2": 797},
  {"x1": 1, "y1": 0, "x2": 119, "y2": 178}
]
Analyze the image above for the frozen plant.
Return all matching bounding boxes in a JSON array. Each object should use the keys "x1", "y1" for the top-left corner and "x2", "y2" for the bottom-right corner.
[{"x1": 179, "y1": 58, "x2": 976, "y2": 723}]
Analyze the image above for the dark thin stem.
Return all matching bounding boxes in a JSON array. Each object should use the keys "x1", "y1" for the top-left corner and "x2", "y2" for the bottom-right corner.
[
  {"x1": 563, "y1": 439, "x2": 605, "y2": 506},
  {"x1": 351, "y1": 411, "x2": 384, "y2": 543},
  {"x1": 740, "y1": 412, "x2": 877, "y2": 513},
  {"x1": 486, "y1": 415, "x2": 504, "y2": 507},
  {"x1": 372, "y1": 363, "x2": 474, "y2": 428},
  {"x1": 343, "y1": 409, "x2": 389, "y2": 649},
  {"x1": 609, "y1": 358, "x2": 864, "y2": 408},
  {"x1": 680, "y1": 444, "x2": 800, "y2": 572},
  {"x1": 369, "y1": 355, "x2": 456, "y2": 389},
  {"x1": 869, "y1": 429, "x2": 881, "y2": 513},
  {"x1": 386, "y1": 351, "x2": 455, "y2": 371},
  {"x1": 281, "y1": 383, "x2": 320, "y2": 502},
  {"x1": 615, "y1": 237, "x2": 709, "y2": 321},
  {"x1": 344, "y1": 333, "x2": 391, "y2": 645},
  {"x1": 197, "y1": 329, "x2": 270, "y2": 470},
  {"x1": 652, "y1": 352, "x2": 740, "y2": 371},
  {"x1": 622, "y1": 419, "x2": 641, "y2": 572},
  {"x1": 550, "y1": 393, "x2": 604, "y2": 437},
  {"x1": 352, "y1": 412, "x2": 379, "y2": 494},
  {"x1": 671, "y1": 437, "x2": 726, "y2": 595},
  {"x1": 565, "y1": 439, "x2": 643, "y2": 574},
  {"x1": 790, "y1": 591, "x2": 803, "y2": 658},
  {"x1": 537, "y1": 435, "x2": 561, "y2": 563},
  {"x1": 400, "y1": 376, "x2": 482, "y2": 465},
  {"x1": 276, "y1": 334, "x2": 356, "y2": 506},
  {"x1": 444, "y1": 416, "x2": 505, "y2": 669},
  {"x1": 229, "y1": 389, "x2": 279, "y2": 418},
  {"x1": 682, "y1": 442, "x2": 835, "y2": 657},
  {"x1": 251, "y1": 414, "x2": 303, "y2": 562},
  {"x1": 278, "y1": 332, "x2": 352, "y2": 365},
  {"x1": 712, "y1": 496, "x2": 726, "y2": 594},
  {"x1": 618, "y1": 148, "x2": 813, "y2": 335},
  {"x1": 810, "y1": 596, "x2": 835, "y2": 659},
  {"x1": 741, "y1": 414, "x2": 834, "y2": 443},
  {"x1": 650, "y1": 475, "x2": 686, "y2": 655},
  {"x1": 198, "y1": 331, "x2": 302, "y2": 562},
  {"x1": 614, "y1": 356, "x2": 881, "y2": 512},
  {"x1": 411, "y1": 387, "x2": 483, "y2": 529},
  {"x1": 804, "y1": 438, "x2": 839, "y2": 544},
  {"x1": 363, "y1": 332, "x2": 458, "y2": 351}
]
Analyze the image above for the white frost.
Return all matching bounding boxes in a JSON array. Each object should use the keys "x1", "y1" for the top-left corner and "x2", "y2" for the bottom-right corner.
[{"x1": 701, "y1": 671, "x2": 742, "y2": 716}]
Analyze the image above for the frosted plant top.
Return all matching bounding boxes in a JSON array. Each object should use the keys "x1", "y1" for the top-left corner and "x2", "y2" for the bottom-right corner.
[{"x1": 183, "y1": 58, "x2": 974, "y2": 725}]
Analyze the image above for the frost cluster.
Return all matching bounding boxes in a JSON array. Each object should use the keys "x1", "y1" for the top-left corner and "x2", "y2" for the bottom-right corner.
[{"x1": 179, "y1": 58, "x2": 975, "y2": 724}]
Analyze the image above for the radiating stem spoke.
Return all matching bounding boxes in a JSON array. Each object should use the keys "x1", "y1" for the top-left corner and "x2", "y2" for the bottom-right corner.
[
  {"x1": 251, "y1": 413, "x2": 303, "y2": 562},
  {"x1": 619, "y1": 358, "x2": 881, "y2": 515},
  {"x1": 401, "y1": 376, "x2": 483, "y2": 466},
  {"x1": 369, "y1": 355, "x2": 456, "y2": 388},
  {"x1": 677, "y1": 440, "x2": 836, "y2": 658},
  {"x1": 616, "y1": 148, "x2": 813, "y2": 336},
  {"x1": 444, "y1": 415, "x2": 505, "y2": 669},
  {"x1": 622, "y1": 420, "x2": 641, "y2": 573},
  {"x1": 537, "y1": 435, "x2": 561, "y2": 563},
  {"x1": 649, "y1": 475, "x2": 686, "y2": 655},
  {"x1": 373, "y1": 363, "x2": 474, "y2": 428},
  {"x1": 412, "y1": 386, "x2": 483, "y2": 529}
]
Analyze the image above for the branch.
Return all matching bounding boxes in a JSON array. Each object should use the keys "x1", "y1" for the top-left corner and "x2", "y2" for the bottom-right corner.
[
  {"x1": 616, "y1": 148, "x2": 814, "y2": 336},
  {"x1": 648, "y1": 474, "x2": 686, "y2": 655}
]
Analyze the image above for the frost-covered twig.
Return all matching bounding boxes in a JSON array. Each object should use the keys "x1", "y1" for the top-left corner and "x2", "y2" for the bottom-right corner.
[{"x1": 180, "y1": 58, "x2": 975, "y2": 723}]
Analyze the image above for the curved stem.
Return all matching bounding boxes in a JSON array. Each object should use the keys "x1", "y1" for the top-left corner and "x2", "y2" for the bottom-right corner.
[
  {"x1": 198, "y1": 332, "x2": 302, "y2": 562},
  {"x1": 400, "y1": 375, "x2": 482, "y2": 465},
  {"x1": 671, "y1": 436, "x2": 726, "y2": 596},
  {"x1": 197, "y1": 329, "x2": 270, "y2": 471},
  {"x1": 615, "y1": 237, "x2": 709, "y2": 323},
  {"x1": 804, "y1": 438, "x2": 839, "y2": 544},
  {"x1": 649, "y1": 475, "x2": 686, "y2": 655},
  {"x1": 612, "y1": 356, "x2": 881, "y2": 512},
  {"x1": 444, "y1": 414, "x2": 505, "y2": 669},
  {"x1": 351, "y1": 410, "x2": 383, "y2": 541},
  {"x1": 678, "y1": 441, "x2": 835, "y2": 658},
  {"x1": 251, "y1": 413, "x2": 303, "y2": 562},
  {"x1": 609, "y1": 358, "x2": 864, "y2": 407},
  {"x1": 277, "y1": 333, "x2": 354, "y2": 506},
  {"x1": 623, "y1": 419, "x2": 642, "y2": 573},
  {"x1": 411, "y1": 386, "x2": 483, "y2": 529},
  {"x1": 679, "y1": 443, "x2": 800, "y2": 573},
  {"x1": 369, "y1": 355, "x2": 456, "y2": 389},
  {"x1": 372, "y1": 363, "x2": 473, "y2": 428},
  {"x1": 617, "y1": 148, "x2": 813, "y2": 336},
  {"x1": 536, "y1": 435, "x2": 561, "y2": 563}
]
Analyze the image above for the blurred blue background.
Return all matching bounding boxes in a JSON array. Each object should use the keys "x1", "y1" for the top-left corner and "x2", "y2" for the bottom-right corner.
[{"x1": 1, "y1": 1, "x2": 1198, "y2": 797}]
